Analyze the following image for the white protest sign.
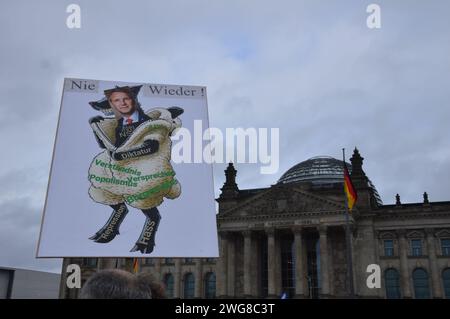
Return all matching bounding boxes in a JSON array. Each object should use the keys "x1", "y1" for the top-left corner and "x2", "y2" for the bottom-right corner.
[{"x1": 37, "y1": 78, "x2": 218, "y2": 257}]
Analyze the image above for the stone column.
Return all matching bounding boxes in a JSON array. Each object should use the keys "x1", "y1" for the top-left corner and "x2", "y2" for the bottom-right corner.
[
  {"x1": 194, "y1": 258, "x2": 203, "y2": 298},
  {"x1": 98, "y1": 258, "x2": 116, "y2": 269},
  {"x1": 154, "y1": 258, "x2": 162, "y2": 281},
  {"x1": 174, "y1": 258, "x2": 182, "y2": 298},
  {"x1": 123, "y1": 258, "x2": 135, "y2": 273},
  {"x1": 250, "y1": 233, "x2": 259, "y2": 296},
  {"x1": 302, "y1": 234, "x2": 310, "y2": 298},
  {"x1": 319, "y1": 225, "x2": 330, "y2": 298},
  {"x1": 293, "y1": 227, "x2": 305, "y2": 298},
  {"x1": 266, "y1": 228, "x2": 277, "y2": 298},
  {"x1": 426, "y1": 228, "x2": 443, "y2": 298},
  {"x1": 59, "y1": 258, "x2": 70, "y2": 299},
  {"x1": 397, "y1": 230, "x2": 412, "y2": 298},
  {"x1": 345, "y1": 224, "x2": 356, "y2": 297},
  {"x1": 275, "y1": 235, "x2": 282, "y2": 296},
  {"x1": 243, "y1": 230, "x2": 252, "y2": 297},
  {"x1": 227, "y1": 233, "x2": 236, "y2": 297},
  {"x1": 216, "y1": 231, "x2": 228, "y2": 298}
]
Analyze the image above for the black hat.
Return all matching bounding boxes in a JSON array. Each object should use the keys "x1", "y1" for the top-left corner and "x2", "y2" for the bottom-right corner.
[{"x1": 89, "y1": 85, "x2": 143, "y2": 116}]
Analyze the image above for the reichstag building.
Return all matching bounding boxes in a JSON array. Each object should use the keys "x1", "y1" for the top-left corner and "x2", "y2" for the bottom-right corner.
[{"x1": 60, "y1": 149, "x2": 450, "y2": 298}]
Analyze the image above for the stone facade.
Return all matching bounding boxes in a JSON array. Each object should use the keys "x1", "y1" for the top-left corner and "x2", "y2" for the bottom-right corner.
[{"x1": 60, "y1": 149, "x2": 450, "y2": 298}]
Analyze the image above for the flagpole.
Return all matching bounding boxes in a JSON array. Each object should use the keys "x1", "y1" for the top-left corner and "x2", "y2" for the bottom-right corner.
[{"x1": 343, "y1": 148, "x2": 355, "y2": 298}]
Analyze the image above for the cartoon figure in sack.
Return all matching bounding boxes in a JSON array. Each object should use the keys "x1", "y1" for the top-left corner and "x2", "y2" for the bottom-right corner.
[{"x1": 87, "y1": 85, "x2": 183, "y2": 254}]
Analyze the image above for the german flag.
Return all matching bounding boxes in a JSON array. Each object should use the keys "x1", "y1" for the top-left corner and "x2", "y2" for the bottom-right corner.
[
  {"x1": 133, "y1": 258, "x2": 139, "y2": 273},
  {"x1": 344, "y1": 164, "x2": 357, "y2": 211}
]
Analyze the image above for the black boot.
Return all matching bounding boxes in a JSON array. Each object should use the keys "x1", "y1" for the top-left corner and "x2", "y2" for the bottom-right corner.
[
  {"x1": 90, "y1": 203, "x2": 128, "y2": 243},
  {"x1": 130, "y1": 207, "x2": 161, "y2": 254}
]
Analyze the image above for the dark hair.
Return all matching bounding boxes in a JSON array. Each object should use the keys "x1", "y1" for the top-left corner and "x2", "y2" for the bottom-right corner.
[
  {"x1": 104, "y1": 86, "x2": 135, "y2": 100},
  {"x1": 79, "y1": 269, "x2": 152, "y2": 299}
]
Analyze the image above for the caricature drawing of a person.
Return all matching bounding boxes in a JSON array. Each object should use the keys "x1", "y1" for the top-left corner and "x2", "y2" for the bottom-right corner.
[{"x1": 87, "y1": 85, "x2": 183, "y2": 254}]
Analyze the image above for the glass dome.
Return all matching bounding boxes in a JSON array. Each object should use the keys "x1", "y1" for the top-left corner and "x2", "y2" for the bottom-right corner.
[
  {"x1": 277, "y1": 156, "x2": 382, "y2": 205},
  {"x1": 278, "y1": 156, "x2": 351, "y2": 185}
]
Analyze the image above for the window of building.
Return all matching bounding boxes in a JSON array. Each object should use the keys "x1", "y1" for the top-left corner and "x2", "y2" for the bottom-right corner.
[
  {"x1": 384, "y1": 268, "x2": 401, "y2": 299},
  {"x1": 315, "y1": 239, "x2": 321, "y2": 296},
  {"x1": 443, "y1": 268, "x2": 450, "y2": 299},
  {"x1": 184, "y1": 258, "x2": 193, "y2": 264},
  {"x1": 183, "y1": 273, "x2": 195, "y2": 299},
  {"x1": 144, "y1": 258, "x2": 153, "y2": 265},
  {"x1": 411, "y1": 239, "x2": 422, "y2": 256},
  {"x1": 163, "y1": 273, "x2": 174, "y2": 298},
  {"x1": 82, "y1": 258, "x2": 97, "y2": 267},
  {"x1": 413, "y1": 268, "x2": 430, "y2": 299},
  {"x1": 281, "y1": 236, "x2": 295, "y2": 298},
  {"x1": 204, "y1": 258, "x2": 215, "y2": 263},
  {"x1": 441, "y1": 239, "x2": 450, "y2": 256},
  {"x1": 305, "y1": 236, "x2": 320, "y2": 299},
  {"x1": 165, "y1": 258, "x2": 174, "y2": 264},
  {"x1": 384, "y1": 240, "x2": 394, "y2": 257},
  {"x1": 204, "y1": 272, "x2": 216, "y2": 298}
]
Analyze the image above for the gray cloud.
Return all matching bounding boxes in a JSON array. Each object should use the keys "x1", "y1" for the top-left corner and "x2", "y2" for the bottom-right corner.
[{"x1": 1, "y1": 0, "x2": 450, "y2": 273}]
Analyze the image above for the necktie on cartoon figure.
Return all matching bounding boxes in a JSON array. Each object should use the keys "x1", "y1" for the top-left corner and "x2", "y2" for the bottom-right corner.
[{"x1": 87, "y1": 85, "x2": 183, "y2": 254}]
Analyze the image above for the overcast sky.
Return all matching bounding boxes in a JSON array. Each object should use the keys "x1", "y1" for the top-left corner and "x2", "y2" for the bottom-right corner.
[{"x1": 1, "y1": 1, "x2": 450, "y2": 274}]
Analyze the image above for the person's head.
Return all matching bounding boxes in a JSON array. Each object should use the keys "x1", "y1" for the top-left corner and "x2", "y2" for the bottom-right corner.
[
  {"x1": 89, "y1": 85, "x2": 143, "y2": 117},
  {"x1": 79, "y1": 269, "x2": 152, "y2": 299},
  {"x1": 105, "y1": 87, "x2": 137, "y2": 118},
  {"x1": 136, "y1": 272, "x2": 167, "y2": 299}
]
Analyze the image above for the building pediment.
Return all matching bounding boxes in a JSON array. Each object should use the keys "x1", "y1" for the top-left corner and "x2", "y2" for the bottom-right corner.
[
  {"x1": 435, "y1": 229, "x2": 450, "y2": 238},
  {"x1": 378, "y1": 231, "x2": 397, "y2": 239},
  {"x1": 406, "y1": 230, "x2": 424, "y2": 238},
  {"x1": 221, "y1": 186, "x2": 347, "y2": 217}
]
